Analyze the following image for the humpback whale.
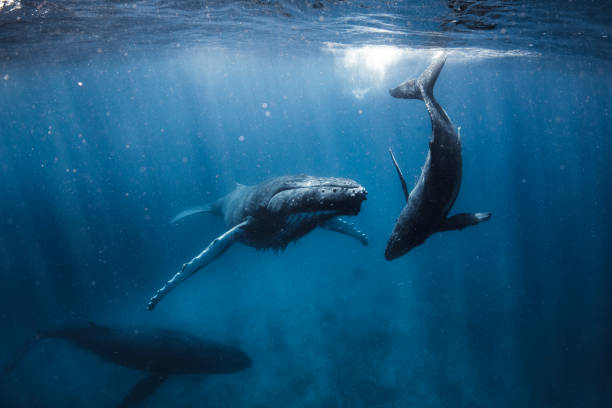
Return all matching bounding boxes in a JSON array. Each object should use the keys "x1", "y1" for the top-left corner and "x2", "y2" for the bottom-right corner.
[
  {"x1": 385, "y1": 53, "x2": 491, "y2": 260},
  {"x1": 148, "y1": 175, "x2": 368, "y2": 310},
  {"x1": 8, "y1": 323, "x2": 251, "y2": 407}
]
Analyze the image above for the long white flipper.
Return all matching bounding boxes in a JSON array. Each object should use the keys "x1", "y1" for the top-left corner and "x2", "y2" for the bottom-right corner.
[
  {"x1": 147, "y1": 219, "x2": 249, "y2": 310},
  {"x1": 321, "y1": 218, "x2": 369, "y2": 246}
]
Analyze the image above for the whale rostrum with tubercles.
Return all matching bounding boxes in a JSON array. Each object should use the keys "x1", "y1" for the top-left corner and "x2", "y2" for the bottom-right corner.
[
  {"x1": 385, "y1": 53, "x2": 491, "y2": 260},
  {"x1": 148, "y1": 175, "x2": 368, "y2": 310}
]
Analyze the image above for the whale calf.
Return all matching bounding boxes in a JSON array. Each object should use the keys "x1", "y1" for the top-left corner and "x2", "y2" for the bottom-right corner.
[
  {"x1": 148, "y1": 175, "x2": 368, "y2": 310},
  {"x1": 385, "y1": 53, "x2": 491, "y2": 260},
  {"x1": 9, "y1": 323, "x2": 251, "y2": 407}
]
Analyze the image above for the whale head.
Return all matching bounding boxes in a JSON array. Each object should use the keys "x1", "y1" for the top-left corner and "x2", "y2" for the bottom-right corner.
[
  {"x1": 265, "y1": 175, "x2": 367, "y2": 218},
  {"x1": 384, "y1": 231, "x2": 425, "y2": 260},
  {"x1": 384, "y1": 212, "x2": 429, "y2": 260}
]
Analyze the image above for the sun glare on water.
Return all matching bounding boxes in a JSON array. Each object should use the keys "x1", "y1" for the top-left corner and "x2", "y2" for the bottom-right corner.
[
  {"x1": 0, "y1": 0, "x2": 21, "y2": 12},
  {"x1": 341, "y1": 45, "x2": 405, "y2": 81},
  {"x1": 325, "y1": 43, "x2": 537, "y2": 99},
  {"x1": 325, "y1": 43, "x2": 427, "y2": 99}
]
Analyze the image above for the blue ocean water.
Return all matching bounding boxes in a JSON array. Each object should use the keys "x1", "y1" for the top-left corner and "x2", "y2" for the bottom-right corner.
[{"x1": 1, "y1": 1, "x2": 611, "y2": 407}]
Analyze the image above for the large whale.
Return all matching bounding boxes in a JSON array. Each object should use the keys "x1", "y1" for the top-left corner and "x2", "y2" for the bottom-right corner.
[
  {"x1": 8, "y1": 323, "x2": 251, "y2": 407},
  {"x1": 148, "y1": 175, "x2": 368, "y2": 310},
  {"x1": 385, "y1": 53, "x2": 491, "y2": 260}
]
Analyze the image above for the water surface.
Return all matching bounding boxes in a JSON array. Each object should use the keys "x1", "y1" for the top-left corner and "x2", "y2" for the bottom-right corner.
[{"x1": 1, "y1": 1, "x2": 611, "y2": 407}]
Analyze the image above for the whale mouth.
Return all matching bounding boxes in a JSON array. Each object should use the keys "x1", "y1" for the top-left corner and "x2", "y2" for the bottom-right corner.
[{"x1": 285, "y1": 209, "x2": 344, "y2": 225}]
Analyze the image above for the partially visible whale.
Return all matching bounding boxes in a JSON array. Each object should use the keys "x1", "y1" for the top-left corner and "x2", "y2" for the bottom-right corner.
[
  {"x1": 385, "y1": 53, "x2": 491, "y2": 260},
  {"x1": 148, "y1": 175, "x2": 368, "y2": 310},
  {"x1": 7, "y1": 323, "x2": 251, "y2": 407}
]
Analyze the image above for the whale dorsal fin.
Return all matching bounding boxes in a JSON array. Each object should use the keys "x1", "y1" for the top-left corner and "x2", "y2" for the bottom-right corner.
[
  {"x1": 388, "y1": 149, "x2": 409, "y2": 202},
  {"x1": 89, "y1": 321, "x2": 99, "y2": 328}
]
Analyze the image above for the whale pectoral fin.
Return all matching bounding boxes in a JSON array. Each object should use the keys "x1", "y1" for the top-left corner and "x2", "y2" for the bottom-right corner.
[
  {"x1": 321, "y1": 218, "x2": 369, "y2": 246},
  {"x1": 117, "y1": 374, "x2": 168, "y2": 408},
  {"x1": 147, "y1": 219, "x2": 249, "y2": 311},
  {"x1": 388, "y1": 149, "x2": 410, "y2": 202},
  {"x1": 438, "y1": 212, "x2": 492, "y2": 232}
]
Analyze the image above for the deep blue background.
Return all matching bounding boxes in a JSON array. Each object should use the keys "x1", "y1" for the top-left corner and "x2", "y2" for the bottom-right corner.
[{"x1": 0, "y1": 49, "x2": 610, "y2": 407}]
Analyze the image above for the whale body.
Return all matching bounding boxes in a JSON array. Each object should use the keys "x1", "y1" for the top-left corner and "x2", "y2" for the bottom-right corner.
[
  {"x1": 385, "y1": 53, "x2": 491, "y2": 260},
  {"x1": 148, "y1": 175, "x2": 368, "y2": 310},
  {"x1": 9, "y1": 323, "x2": 251, "y2": 407}
]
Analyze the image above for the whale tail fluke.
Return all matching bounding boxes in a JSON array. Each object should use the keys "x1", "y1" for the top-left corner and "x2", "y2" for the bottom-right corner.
[
  {"x1": 389, "y1": 79, "x2": 421, "y2": 100},
  {"x1": 389, "y1": 52, "x2": 448, "y2": 101},
  {"x1": 1, "y1": 334, "x2": 41, "y2": 378}
]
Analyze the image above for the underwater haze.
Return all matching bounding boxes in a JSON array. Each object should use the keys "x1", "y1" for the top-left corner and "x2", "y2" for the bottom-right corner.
[{"x1": 1, "y1": 1, "x2": 611, "y2": 407}]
